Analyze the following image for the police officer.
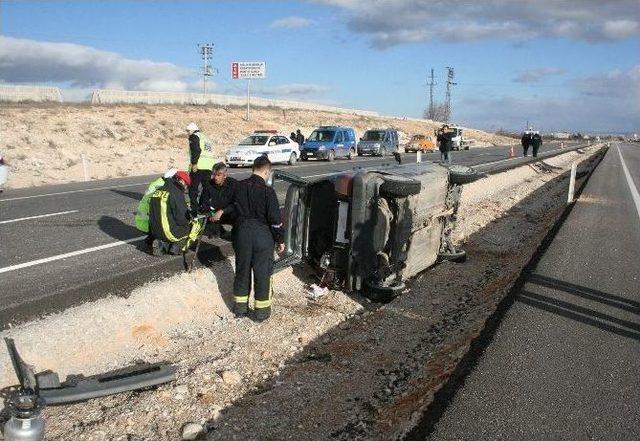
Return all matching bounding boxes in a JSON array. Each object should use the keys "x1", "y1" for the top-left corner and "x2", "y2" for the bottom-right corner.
[
  {"x1": 186, "y1": 122, "x2": 215, "y2": 215},
  {"x1": 213, "y1": 155, "x2": 284, "y2": 321},
  {"x1": 531, "y1": 131, "x2": 543, "y2": 157},
  {"x1": 521, "y1": 131, "x2": 532, "y2": 157}
]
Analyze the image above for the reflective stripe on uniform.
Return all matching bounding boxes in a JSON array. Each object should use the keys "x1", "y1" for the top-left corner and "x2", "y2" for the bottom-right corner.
[
  {"x1": 234, "y1": 295, "x2": 249, "y2": 303},
  {"x1": 255, "y1": 277, "x2": 273, "y2": 309},
  {"x1": 158, "y1": 191, "x2": 187, "y2": 243}
]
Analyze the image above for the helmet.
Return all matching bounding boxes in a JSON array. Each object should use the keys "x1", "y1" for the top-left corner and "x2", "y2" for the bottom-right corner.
[
  {"x1": 186, "y1": 122, "x2": 199, "y2": 132},
  {"x1": 163, "y1": 167, "x2": 178, "y2": 178},
  {"x1": 174, "y1": 171, "x2": 191, "y2": 186}
]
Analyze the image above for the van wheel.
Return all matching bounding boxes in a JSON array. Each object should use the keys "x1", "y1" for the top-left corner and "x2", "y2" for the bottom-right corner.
[
  {"x1": 327, "y1": 150, "x2": 335, "y2": 162},
  {"x1": 363, "y1": 279, "x2": 406, "y2": 302},
  {"x1": 448, "y1": 165, "x2": 482, "y2": 185},
  {"x1": 229, "y1": 164, "x2": 238, "y2": 168},
  {"x1": 379, "y1": 175, "x2": 421, "y2": 198},
  {"x1": 347, "y1": 148, "x2": 355, "y2": 160},
  {"x1": 288, "y1": 152, "x2": 297, "y2": 165},
  {"x1": 437, "y1": 249, "x2": 466, "y2": 263}
]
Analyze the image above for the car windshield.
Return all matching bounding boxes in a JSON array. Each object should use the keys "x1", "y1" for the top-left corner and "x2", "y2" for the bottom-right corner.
[
  {"x1": 307, "y1": 130, "x2": 335, "y2": 142},
  {"x1": 412, "y1": 135, "x2": 425, "y2": 140},
  {"x1": 363, "y1": 131, "x2": 385, "y2": 141},
  {"x1": 239, "y1": 135, "x2": 269, "y2": 146}
]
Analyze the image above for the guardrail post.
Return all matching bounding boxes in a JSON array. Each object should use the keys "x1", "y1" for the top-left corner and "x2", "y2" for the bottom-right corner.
[
  {"x1": 417, "y1": 150, "x2": 422, "y2": 163},
  {"x1": 567, "y1": 161, "x2": 577, "y2": 204},
  {"x1": 81, "y1": 154, "x2": 89, "y2": 181}
]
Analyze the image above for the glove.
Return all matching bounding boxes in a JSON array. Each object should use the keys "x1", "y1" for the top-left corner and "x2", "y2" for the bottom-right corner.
[{"x1": 190, "y1": 164, "x2": 198, "y2": 173}]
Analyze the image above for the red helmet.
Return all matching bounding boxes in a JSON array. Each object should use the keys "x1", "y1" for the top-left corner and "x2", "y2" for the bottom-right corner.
[{"x1": 174, "y1": 171, "x2": 191, "y2": 186}]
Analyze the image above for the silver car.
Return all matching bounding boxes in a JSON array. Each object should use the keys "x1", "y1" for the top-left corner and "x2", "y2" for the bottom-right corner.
[{"x1": 357, "y1": 129, "x2": 399, "y2": 157}]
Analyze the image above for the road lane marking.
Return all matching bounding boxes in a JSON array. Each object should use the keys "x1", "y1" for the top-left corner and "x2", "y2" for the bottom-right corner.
[
  {"x1": 0, "y1": 182, "x2": 146, "y2": 202},
  {"x1": 0, "y1": 236, "x2": 147, "y2": 274},
  {"x1": 616, "y1": 145, "x2": 640, "y2": 221},
  {"x1": 0, "y1": 210, "x2": 79, "y2": 225}
]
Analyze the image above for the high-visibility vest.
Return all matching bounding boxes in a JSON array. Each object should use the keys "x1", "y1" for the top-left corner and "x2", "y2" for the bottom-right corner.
[
  {"x1": 192, "y1": 132, "x2": 215, "y2": 171},
  {"x1": 135, "y1": 177, "x2": 165, "y2": 233}
]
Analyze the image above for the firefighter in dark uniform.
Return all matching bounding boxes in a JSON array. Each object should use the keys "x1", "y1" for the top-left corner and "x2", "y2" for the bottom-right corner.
[
  {"x1": 213, "y1": 155, "x2": 284, "y2": 321},
  {"x1": 148, "y1": 171, "x2": 193, "y2": 255}
]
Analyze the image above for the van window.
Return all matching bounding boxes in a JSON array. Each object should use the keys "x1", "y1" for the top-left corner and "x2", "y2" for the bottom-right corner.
[
  {"x1": 308, "y1": 130, "x2": 335, "y2": 142},
  {"x1": 335, "y1": 131, "x2": 344, "y2": 143}
]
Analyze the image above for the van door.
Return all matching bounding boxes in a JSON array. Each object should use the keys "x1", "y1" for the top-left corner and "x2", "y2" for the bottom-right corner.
[
  {"x1": 271, "y1": 170, "x2": 311, "y2": 272},
  {"x1": 334, "y1": 130, "x2": 345, "y2": 157}
]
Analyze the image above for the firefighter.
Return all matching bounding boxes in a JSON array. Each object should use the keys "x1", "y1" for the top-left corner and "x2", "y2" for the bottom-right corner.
[
  {"x1": 212, "y1": 155, "x2": 285, "y2": 321},
  {"x1": 148, "y1": 171, "x2": 194, "y2": 256},
  {"x1": 187, "y1": 122, "x2": 215, "y2": 215},
  {"x1": 199, "y1": 162, "x2": 238, "y2": 239},
  {"x1": 135, "y1": 168, "x2": 177, "y2": 249}
]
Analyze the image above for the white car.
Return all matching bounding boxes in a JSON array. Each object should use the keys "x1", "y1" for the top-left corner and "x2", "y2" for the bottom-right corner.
[{"x1": 225, "y1": 131, "x2": 300, "y2": 167}]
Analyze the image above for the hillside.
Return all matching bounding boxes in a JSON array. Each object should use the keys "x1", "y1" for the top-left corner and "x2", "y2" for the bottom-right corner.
[{"x1": 0, "y1": 103, "x2": 516, "y2": 188}]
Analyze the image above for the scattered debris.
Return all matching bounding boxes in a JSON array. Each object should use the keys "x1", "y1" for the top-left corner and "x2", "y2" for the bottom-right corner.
[{"x1": 306, "y1": 284, "x2": 329, "y2": 300}]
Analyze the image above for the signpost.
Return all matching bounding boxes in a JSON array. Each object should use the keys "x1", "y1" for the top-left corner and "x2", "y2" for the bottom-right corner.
[{"x1": 231, "y1": 61, "x2": 266, "y2": 121}]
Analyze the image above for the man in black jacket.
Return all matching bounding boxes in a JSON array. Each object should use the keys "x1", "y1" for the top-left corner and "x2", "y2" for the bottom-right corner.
[
  {"x1": 521, "y1": 131, "x2": 532, "y2": 157},
  {"x1": 213, "y1": 156, "x2": 284, "y2": 321},
  {"x1": 148, "y1": 171, "x2": 193, "y2": 255},
  {"x1": 437, "y1": 125, "x2": 453, "y2": 164},
  {"x1": 295, "y1": 129, "x2": 305, "y2": 147},
  {"x1": 531, "y1": 132, "x2": 543, "y2": 157},
  {"x1": 199, "y1": 162, "x2": 238, "y2": 239}
]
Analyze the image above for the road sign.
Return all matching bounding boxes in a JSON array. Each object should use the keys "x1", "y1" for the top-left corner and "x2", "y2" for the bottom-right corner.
[{"x1": 231, "y1": 62, "x2": 266, "y2": 80}]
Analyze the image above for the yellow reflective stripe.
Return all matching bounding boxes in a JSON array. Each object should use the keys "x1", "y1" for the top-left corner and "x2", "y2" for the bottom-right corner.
[
  {"x1": 255, "y1": 299, "x2": 271, "y2": 309},
  {"x1": 159, "y1": 191, "x2": 186, "y2": 243},
  {"x1": 255, "y1": 277, "x2": 273, "y2": 309},
  {"x1": 234, "y1": 295, "x2": 248, "y2": 303}
]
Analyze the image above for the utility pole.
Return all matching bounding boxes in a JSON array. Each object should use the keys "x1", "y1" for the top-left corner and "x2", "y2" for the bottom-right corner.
[
  {"x1": 444, "y1": 66, "x2": 457, "y2": 124},
  {"x1": 427, "y1": 68, "x2": 436, "y2": 120},
  {"x1": 198, "y1": 43, "x2": 214, "y2": 95}
]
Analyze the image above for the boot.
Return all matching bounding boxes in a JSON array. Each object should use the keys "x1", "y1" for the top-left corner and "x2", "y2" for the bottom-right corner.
[
  {"x1": 151, "y1": 239, "x2": 163, "y2": 256},
  {"x1": 233, "y1": 302, "x2": 248, "y2": 318},
  {"x1": 253, "y1": 307, "x2": 271, "y2": 322}
]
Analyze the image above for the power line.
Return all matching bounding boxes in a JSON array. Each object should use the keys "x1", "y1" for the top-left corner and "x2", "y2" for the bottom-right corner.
[
  {"x1": 197, "y1": 43, "x2": 216, "y2": 95},
  {"x1": 427, "y1": 68, "x2": 437, "y2": 120},
  {"x1": 444, "y1": 66, "x2": 457, "y2": 123}
]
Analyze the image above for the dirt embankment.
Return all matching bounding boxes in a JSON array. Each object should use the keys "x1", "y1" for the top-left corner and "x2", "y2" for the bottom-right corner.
[
  {"x1": 0, "y1": 103, "x2": 515, "y2": 189},
  {"x1": 0, "y1": 146, "x2": 603, "y2": 440}
]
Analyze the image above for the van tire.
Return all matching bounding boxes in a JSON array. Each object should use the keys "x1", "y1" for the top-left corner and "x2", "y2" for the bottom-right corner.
[
  {"x1": 379, "y1": 175, "x2": 421, "y2": 198},
  {"x1": 437, "y1": 249, "x2": 466, "y2": 263},
  {"x1": 288, "y1": 152, "x2": 297, "y2": 165},
  {"x1": 229, "y1": 164, "x2": 238, "y2": 168},
  {"x1": 363, "y1": 279, "x2": 405, "y2": 302},
  {"x1": 327, "y1": 150, "x2": 335, "y2": 162},
  {"x1": 448, "y1": 165, "x2": 482, "y2": 185}
]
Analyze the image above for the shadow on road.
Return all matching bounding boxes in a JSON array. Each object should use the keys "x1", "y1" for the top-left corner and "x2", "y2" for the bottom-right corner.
[
  {"x1": 97, "y1": 215, "x2": 146, "y2": 251},
  {"x1": 111, "y1": 189, "x2": 143, "y2": 201}
]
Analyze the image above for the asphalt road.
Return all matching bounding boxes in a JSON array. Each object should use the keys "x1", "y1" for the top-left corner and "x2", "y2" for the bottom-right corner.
[
  {"x1": 424, "y1": 143, "x2": 640, "y2": 440},
  {"x1": 0, "y1": 142, "x2": 569, "y2": 328}
]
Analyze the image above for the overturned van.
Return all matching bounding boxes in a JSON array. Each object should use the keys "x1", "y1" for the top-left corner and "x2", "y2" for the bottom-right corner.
[{"x1": 272, "y1": 160, "x2": 481, "y2": 300}]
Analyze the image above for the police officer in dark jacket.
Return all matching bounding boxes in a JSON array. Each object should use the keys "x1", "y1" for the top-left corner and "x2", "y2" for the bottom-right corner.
[
  {"x1": 531, "y1": 132, "x2": 543, "y2": 157},
  {"x1": 521, "y1": 131, "x2": 532, "y2": 157},
  {"x1": 213, "y1": 156, "x2": 284, "y2": 321},
  {"x1": 199, "y1": 162, "x2": 238, "y2": 239},
  {"x1": 295, "y1": 129, "x2": 305, "y2": 146}
]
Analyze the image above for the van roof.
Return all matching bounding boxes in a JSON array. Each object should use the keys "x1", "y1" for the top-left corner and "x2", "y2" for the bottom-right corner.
[{"x1": 317, "y1": 126, "x2": 354, "y2": 130}]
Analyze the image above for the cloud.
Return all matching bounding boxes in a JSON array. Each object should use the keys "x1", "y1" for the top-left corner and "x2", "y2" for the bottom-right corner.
[
  {"x1": 270, "y1": 16, "x2": 313, "y2": 29},
  {"x1": 513, "y1": 67, "x2": 566, "y2": 83},
  {"x1": 456, "y1": 65, "x2": 640, "y2": 133},
  {"x1": 0, "y1": 36, "x2": 196, "y2": 91},
  {"x1": 257, "y1": 83, "x2": 330, "y2": 97},
  {"x1": 313, "y1": 0, "x2": 640, "y2": 48}
]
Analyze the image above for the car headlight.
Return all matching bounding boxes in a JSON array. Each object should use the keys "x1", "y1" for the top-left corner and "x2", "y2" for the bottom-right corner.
[{"x1": 318, "y1": 145, "x2": 326, "y2": 150}]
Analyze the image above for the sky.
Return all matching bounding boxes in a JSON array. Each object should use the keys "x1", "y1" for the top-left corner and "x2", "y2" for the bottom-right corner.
[{"x1": 0, "y1": 0, "x2": 639, "y2": 133}]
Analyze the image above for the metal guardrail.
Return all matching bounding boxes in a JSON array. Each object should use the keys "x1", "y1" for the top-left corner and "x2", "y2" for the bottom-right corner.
[{"x1": 474, "y1": 143, "x2": 598, "y2": 176}]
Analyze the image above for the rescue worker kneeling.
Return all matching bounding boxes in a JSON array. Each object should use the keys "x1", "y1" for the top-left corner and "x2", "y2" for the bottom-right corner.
[
  {"x1": 148, "y1": 171, "x2": 201, "y2": 256},
  {"x1": 213, "y1": 155, "x2": 285, "y2": 321}
]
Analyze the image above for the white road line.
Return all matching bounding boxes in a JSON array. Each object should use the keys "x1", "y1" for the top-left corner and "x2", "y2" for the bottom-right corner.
[
  {"x1": 0, "y1": 182, "x2": 145, "y2": 202},
  {"x1": 616, "y1": 145, "x2": 640, "y2": 221},
  {"x1": 0, "y1": 210, "x2": 79, "y2": 225},
  {"x1": 0, "y1": 236, "x2": 147, "y2": 275}
]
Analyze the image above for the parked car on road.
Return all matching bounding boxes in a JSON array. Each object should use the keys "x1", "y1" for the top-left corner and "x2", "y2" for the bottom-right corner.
[
  {"x1": 225, "y1": 130, "x2": 300, "y2": 167},
  {"x1": 404, "y1": 134, "x2": 435, "y2": 153},
  {"x1": 357, "y1": 128, "x2": 399, "y2": 156},
  {"x1": 272, "y1": 159, "x2": 480, "y2": 300},
  {"x1": 300, "y1": 126, "x2": 357, "y2": 161}
]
